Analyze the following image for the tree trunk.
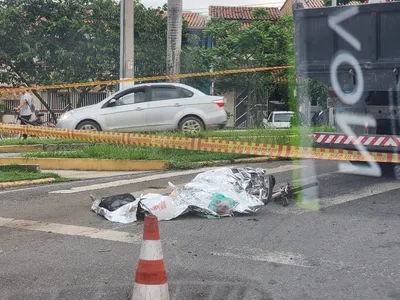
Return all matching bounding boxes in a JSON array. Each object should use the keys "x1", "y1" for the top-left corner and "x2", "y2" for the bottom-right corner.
[
  {"x1": 166, "y1": 0, "x2": 183, "y2": 82},
  {"x1": 67, "y1": 88, "x2": 72, "y2": 109},
  {"x1": 76, "y1": 89, "x2": 89, "y2": 108},
  {"x1": 12, "y1": 68, "x2": 58, "y2": 122}
]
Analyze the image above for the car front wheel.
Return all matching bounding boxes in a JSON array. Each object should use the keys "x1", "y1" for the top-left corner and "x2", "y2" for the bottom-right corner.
[
  {"x1": 76, "y1": 120, "x2": 101, "y2": 131},
  {"x1": 179, "y1": 116, "x2": 204, "y2": 133}
]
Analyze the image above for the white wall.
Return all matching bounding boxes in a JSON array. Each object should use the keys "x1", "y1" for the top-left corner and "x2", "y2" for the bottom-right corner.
[
  {"x1": 222, "y1": 91, "x2": 235, "y2": 127},
  {"x1": 2, "y1": 114, "x2": 15, "y2": 123}
]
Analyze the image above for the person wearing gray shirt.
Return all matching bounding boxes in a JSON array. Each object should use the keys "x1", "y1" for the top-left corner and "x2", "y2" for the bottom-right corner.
[{"x1": 14, "y1": 89, "x2": 33, "y2": 139}]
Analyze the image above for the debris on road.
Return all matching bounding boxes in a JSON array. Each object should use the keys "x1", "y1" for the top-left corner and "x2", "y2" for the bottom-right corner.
[
  {"x1": 90, "y1": 167, "x2": 315, "y2": 223},
  {"x1": 271, "y1": 181, "x2": 319, "y2": 206},
  {"x1": 90, "y1": 193, "x2": 140, "y2": 223}
]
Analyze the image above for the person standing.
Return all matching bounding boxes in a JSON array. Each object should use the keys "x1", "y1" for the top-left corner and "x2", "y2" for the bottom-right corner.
[{"x1": 14, "y1": 89, "x2": 33, "y2": 139}]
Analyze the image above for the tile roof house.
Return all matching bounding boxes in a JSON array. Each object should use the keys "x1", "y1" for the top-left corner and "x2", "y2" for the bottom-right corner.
[
  {"x1": 163, "y1": 11, "x2": 207, "y2": 30},
  {"x1": 162, "y1": 11, "x2": 208, "y2": 48},
  {"x1": 209, "y1": 6, "x2": 280, "y2": 28},
  {"x1": 182, "y1": 12, "x2": 206, "y2": 29}
]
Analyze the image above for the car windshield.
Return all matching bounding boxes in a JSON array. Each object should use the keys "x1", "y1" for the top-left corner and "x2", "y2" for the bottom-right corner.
[{"x1": 274, "y1": 113, "x2": 293, "y2": 122}]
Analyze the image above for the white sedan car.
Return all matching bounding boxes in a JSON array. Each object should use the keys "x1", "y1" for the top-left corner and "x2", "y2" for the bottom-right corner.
[{"x1": 56, "y1": 83, "x2": 228, "y2": 133}]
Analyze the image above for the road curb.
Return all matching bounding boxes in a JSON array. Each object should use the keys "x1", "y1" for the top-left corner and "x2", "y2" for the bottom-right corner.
[
  {"x1": 0, "y1": 157, "x2": 168, "y2": 171},
  {"x1": 0, "y1": 178, "x2": 56, "y2": 189}
]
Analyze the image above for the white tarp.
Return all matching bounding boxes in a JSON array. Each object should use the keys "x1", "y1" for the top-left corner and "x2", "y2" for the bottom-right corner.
[
  {"x1": 140, "y1": 193, "x2": 188, "y2": 221},
  {"x1": 90, "y1": 167, "x2": 275, "y2": 223}
]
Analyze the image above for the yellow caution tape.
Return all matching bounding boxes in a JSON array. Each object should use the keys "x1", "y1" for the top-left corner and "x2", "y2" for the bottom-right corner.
[
  {"x1": 0, "y1": 66, "x2": 293, "y2": 93},
  {"x1": 0, "y1": 123, "x2": 398, "y2": 163}
]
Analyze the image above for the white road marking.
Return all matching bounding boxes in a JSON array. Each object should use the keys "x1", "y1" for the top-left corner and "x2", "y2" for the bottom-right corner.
[
  {"x1": 0, "y1": 217, "x2": 141, "y2": 244},
  {"x1": 50, "y1": 164, "x2": 305, "y2": 194},
  {"x1": 49, "y1": 167, "x2": 218, "y2": 194},
  {"x1": 212, "y1": 247, "x2": 394, "y2": 277},
  {"x1": 279, "y1": 179, "x2": 400, "y2": 214},
  {"x1": 0, "y1": 172, "x2": 158, "y2": 195},
  {"x1": 211, "y1": 250, "x2": 312, "y2": 268},
  {"x1": 320, "y1": 181, "x2": 400, "y2": 208},
  {"x1": 0, "y1": 185, "x2": 45, "y2": 195}
]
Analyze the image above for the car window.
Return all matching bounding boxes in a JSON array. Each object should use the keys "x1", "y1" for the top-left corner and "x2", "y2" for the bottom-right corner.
[
  {"x1": 179, "y1": 88, "x2": 194, "y2": 98},
  {"x1": 151, "y1": 87, "x2": 180, "y2": 101},
  {"x1": 116, "y1": 89, "x2": 146, "y2": 106},
  {"x1": 150, "y1": 87, "x2": 194, "y2": 101}
]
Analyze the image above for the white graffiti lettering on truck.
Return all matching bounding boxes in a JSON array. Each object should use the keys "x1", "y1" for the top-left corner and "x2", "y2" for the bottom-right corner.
[{"x1": 328, "y1": 6, "x2": 381, "y2": 177}]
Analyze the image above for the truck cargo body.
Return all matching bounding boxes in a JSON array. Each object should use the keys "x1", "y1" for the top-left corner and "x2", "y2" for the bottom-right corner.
[{"x1": 293, "y1": 2, "x2": 400, "y2": 154}]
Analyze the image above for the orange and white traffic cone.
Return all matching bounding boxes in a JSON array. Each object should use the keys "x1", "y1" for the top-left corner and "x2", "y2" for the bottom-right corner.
[{"x1": 132, "y1": 214, "x2": 170, "y2": 300}]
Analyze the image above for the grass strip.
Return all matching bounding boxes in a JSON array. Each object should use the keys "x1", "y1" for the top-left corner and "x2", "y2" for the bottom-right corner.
[
  {"x1": 0, "y1": 164, "x2": 61, "y2": 183},
  {"x1": 23, "y1": 144, "x2": 251, "y2": 161}
]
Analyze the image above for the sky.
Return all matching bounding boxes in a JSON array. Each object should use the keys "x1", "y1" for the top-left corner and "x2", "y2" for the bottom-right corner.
[{"x1": 140, "y1": 0, "x2": 285, "y2": 13}]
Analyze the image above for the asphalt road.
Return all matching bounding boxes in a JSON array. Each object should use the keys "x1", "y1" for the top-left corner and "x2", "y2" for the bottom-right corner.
[{"x1": 1, "y1": 159, "x2": 400, "y2": 300}]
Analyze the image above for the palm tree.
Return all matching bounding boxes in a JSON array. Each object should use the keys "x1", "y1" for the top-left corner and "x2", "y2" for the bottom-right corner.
[{"x1": 166, "y1": 0, "x2": 182, "y2": 82}]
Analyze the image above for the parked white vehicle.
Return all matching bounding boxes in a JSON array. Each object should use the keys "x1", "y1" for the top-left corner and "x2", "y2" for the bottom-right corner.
[
  {"x1": 56, "y1": 83, "x2": 228, "y2": 133},
  {"x1": 262, "y1": 111, "x2": 294, "y2": 129}
]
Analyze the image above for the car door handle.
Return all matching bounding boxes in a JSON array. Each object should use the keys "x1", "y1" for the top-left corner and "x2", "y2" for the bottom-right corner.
[
  {"x1": 174, "y1": 103, "x2": 181, "y2": 107},
  {"x1": 135, "y1": 107, "x2": 143, "y2": 111}
]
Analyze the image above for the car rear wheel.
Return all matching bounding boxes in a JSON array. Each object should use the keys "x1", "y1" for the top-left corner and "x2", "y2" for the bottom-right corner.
[
  {"x1": 77, "y1": 120, "x2": 101, "y2": 131},
  {"x1": 179, "y1": 116, "x2": 204, "y2": 133}
]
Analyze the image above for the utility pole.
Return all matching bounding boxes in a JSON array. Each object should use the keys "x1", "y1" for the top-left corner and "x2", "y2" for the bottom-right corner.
[
  {"x1": 119, "y1": 0, "x2": 134, "y2": 91},
  {"x1": 166, "y1": 0, "x2": 183, "y2": 82}
]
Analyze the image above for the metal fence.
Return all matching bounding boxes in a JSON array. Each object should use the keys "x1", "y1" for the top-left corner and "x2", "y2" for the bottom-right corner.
[
  {"x1": 39, "y1": 91, "x2": 108, "y2": 110},
  {"x1": 1, "y1": 91, "x2": 108, "y2": 123},
  {"x1": 0, "y1": 100, "x2": 19, "y2": 112},
  {"x1": 38, "y1": 91, "x2": 108, "y2": 122}
]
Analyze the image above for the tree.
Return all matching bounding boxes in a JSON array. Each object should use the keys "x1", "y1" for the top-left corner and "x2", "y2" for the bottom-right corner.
[
  {"x1": 180, "y1": 36, "x2": 213, "y2": 92},
  {"x1": 166, "y1": 0, "x2": 183, "y2": 81},
  {"x1": 0, "y1": 0, "x2": 121, "y2": 119},
  {"x1": 134, "y1": 1, "x2": 168, "y2": 78},
  {"x1": 204, "y1": 14, "x2": 294, "y2": 88},
  {"x1": 0, "y1": 0, "x2": 184, "y2": 119},
  {"x1": 202, "y1": 14, "x2": 294, "y2": 125}
]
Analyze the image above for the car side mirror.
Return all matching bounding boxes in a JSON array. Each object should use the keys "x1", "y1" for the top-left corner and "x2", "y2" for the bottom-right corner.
[{"x1": 109, "y1": 99, "x2": 117, "y2": 107}]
